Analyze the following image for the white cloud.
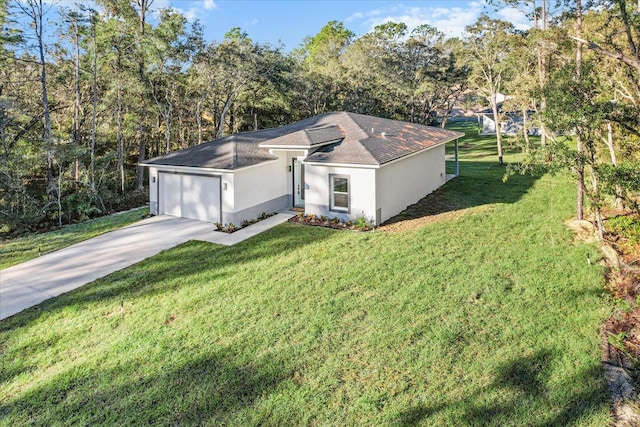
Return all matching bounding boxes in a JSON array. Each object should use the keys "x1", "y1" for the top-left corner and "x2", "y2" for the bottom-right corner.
[
  {"x1": 163, "y1": 1, "x2": 217, "y2": 23},
  {"x1": 153, "y1": 0, "x2": 172, "y2": 11},
  {"x1": 365, "y1": 2, "x2": 484, "y2": 38},
  {"x1": 349, "y1": 1, "x2": 533, "y2": 39},
  {"x1": 181, "y1": 7, "x2": 199, "y2": 21},
  {"x1": 346, "y1": 12, "x2": 363, "y2": 22},
  {"x1": 495, "y1": 7, "x2": 531, "y2": 31}
]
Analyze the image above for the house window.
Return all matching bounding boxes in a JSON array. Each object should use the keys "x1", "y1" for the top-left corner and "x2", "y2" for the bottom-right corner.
[{"x1": 330, "y1": 174, "x2": 349, "y2": 212}]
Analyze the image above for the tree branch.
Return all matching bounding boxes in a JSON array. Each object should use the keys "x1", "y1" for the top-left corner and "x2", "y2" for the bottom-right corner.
[{"x1": 569, "y1": 35, "x2": 640, "y2": 69}]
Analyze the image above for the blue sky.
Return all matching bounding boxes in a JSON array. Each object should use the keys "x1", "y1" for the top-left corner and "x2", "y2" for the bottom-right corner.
[{"x1": 154, "y1": 0, "x2": 533, "y2": 50}]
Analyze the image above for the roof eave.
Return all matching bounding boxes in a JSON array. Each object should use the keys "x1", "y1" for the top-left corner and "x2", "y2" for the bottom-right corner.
[
  {"x1": 376, "y1": 134, "x2": 463, "y2": 167},
  {"x1": 140, "y1": 158, "x2": 279, "y2": 173},
  {"x1": 302, "y1": 160, "x2": 379, "y2": 169},
  {"x1": 139, "y1": 163, "x2": 235, "y2": 173}
]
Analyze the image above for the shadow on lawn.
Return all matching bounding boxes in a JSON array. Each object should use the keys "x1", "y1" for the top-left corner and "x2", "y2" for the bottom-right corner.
[
  {"x1": 382, "y1": 160, "x2": 540, "y2": 228},
  {"x1": 0, "y1": 222, "x2": 337, "y2": 333},
  {"x1": 0, "y1": 346, "x2": 290, "y2": 425},
  {"x1": 396, "y1": 350, "x2": 609, "y2": 426}
]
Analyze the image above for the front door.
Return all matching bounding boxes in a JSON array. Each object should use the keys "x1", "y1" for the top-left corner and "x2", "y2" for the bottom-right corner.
[{"x1": 293, "y1": 158, "x2": 305, "y2": 207}]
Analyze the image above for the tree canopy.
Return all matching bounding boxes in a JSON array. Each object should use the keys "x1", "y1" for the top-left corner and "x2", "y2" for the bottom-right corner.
[{"x1": 0, "y1": 1, "x2": 638, "y2": 236}]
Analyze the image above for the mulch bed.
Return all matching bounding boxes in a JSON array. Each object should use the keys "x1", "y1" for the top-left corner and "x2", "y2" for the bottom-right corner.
[
  {"x1": 214, "y1": 212, "x2": 276, "y2": 233},
  {"x1": 288, "y1": 214, "x2": 374, "y2": 231}
]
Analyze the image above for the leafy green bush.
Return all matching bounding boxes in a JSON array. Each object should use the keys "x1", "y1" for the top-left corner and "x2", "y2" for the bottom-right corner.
[
  {"x1": 607, "y1": 215, "x2": 640, "y2": 245},
  {"x1": 354, "y1": 216, "x2": 369, "y2": 230}
]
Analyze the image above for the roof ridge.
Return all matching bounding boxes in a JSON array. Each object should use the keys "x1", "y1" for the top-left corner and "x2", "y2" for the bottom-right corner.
[{"x1": 342, "y1": 112, "x2": 380, "y2": 165}]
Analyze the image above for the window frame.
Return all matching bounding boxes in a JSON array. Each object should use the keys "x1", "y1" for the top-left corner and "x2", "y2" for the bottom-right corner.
[{"x1": 329, "y1": 174, "x2": 350, "y2": 213}]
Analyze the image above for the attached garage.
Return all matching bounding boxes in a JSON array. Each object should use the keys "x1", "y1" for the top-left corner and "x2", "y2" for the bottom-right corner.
[{"x1": 158, "y1": 172, "x2": 221, "y2": 223}]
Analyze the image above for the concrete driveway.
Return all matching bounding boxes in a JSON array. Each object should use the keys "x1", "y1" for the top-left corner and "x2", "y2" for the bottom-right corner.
[{"x1": 0, "y1": 214, "x2": 292, "y2": 320}]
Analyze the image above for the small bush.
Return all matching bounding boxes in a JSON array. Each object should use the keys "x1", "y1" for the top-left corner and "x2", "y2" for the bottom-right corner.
[
  {"x1": 607, "y1": 215, "x2": 640, "y2": 245},
  {"x1": 354, "y1": 216, "x2": 369, "y2": 230}
]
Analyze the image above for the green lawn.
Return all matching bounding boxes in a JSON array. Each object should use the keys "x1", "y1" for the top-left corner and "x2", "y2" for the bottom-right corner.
[
  {"x1": 0, "y1": 124, "x2": 613, "y2": 425},
  {"x1": 0, "y1": 207, "x2": 148, "y2": 270}
]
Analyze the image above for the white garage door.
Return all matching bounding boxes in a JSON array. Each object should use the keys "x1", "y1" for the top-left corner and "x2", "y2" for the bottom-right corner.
[{"x1": 159, "y1": 173, "x2": 221, "y2": 223}]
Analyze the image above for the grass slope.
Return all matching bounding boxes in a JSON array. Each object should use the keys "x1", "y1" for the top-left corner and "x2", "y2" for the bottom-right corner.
[
  {"x1": 0, "y1": 208, "x2": 148, "y2": 270},
  {"x1": 0, "y1": 124, "x2": 612, "y2": 425}
]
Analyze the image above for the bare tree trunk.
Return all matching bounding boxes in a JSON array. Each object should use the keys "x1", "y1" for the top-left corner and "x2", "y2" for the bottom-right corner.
[
  {"x1": 178, "y1": 114, "x2": 186, "y2": 149},
  {"x1": 18, "y1": 0, "x2": 55, "y2": 202},
  {"x1": 149, "y1": 77, "x2": 173, "y2": 154},
  {"x1": 90, "y1": 15, "x2": 97, "y2": 198},
  {"x1": 115, "y1": 54, "x2": 125, "y2": 193},
  {"x1": 576, "y1": 138, "x2": 585, "y2": 220},
  {"x1": 57, "y1": 163, "x2": 62, "y2": 228},
  {"x1": 0, "y1": 107, "x2": 6, "y2": 169},
  {"x1": 196, "y1": 98, "x2": 203, "y2": 144},
  {"x1": 135, "y1": 0, "x2": 154, "y2": 190},
  {"x1": 489, "y1": 85, "x2": 504, "y2": 165},
  {"x1": 38, "y1": 11, "x2": 54, "y2": 201},
  {"x1": 589, "y1": 148, "x2": 605, "y2": 240},
  {"x1": 117, "y1": 87, "x2": 125, "y2": 193},
  {"x1": 216, "y1": 84, "x2": 244, "y2": 139},
  {"x1": 164, "y1": 101, "x2": 172, "y2": 154},
  {"x1": 522, "y1": 106, "x2": 531, "y2": 153},
  {"x1": 575, "y1": 0, "x2": 585, "y2": 220},
  {"x1": 536, "y1": 0, "x2": 549, "y2": 147},
  {"x1": 72, "y1": 12, "x2": 81, "y2": 156},
  {"x1": 604, "y1": 120, "x2": 624, "y2": 209},
  {"x1": 440, "y1": 117, "x2": 448, "y2": 129}
]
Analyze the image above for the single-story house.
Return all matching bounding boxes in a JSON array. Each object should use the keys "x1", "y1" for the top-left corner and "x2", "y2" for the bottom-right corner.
[
  {"x1": 141, "y1": 112, "x2": 464, "y2": 226},
  {"x1": 476, "y1": 103, "x2": 540, "y2": 136}
]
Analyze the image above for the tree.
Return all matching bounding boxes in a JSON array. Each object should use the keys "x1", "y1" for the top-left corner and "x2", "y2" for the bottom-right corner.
[
  {"x1": 576, "y1": 0, "x2": 640, "y2": 211},
  {"x1": 14, "y1": 0, "x2": 56, "y2": 208},
  {"x1": 465, "y1": 15, "x2": 516, "y2": 165},
  {"x1": 502, "y1": 31, "x2": 538, "y2": 152},
  {"x1": 405, "y1": 25, "x2": 468, "y2": 126},
  {"x1": 578, "y1": 0, "x2": 640, "y2": 81},
  {"x1": 575, "y1": 0, "x2": 585, "y2": 220},
  {"x1": 134, "y1": 0, "x2": 153, "y2": 190},
  {"x1": 340, "y1": 22, "x2": 468, "y2": 124},
  {"x1": 147, "y1": 8, "x2": 191, "y2": 154},
  {"x1": 301, "y1": 20, "x2": 354, "y2": 72},
  {"x1": 296, "y1": 21, "x2": 354, "y2": 114},
  {"x1": 544, "y1": 62, "x2": 609, "y2": 238}
]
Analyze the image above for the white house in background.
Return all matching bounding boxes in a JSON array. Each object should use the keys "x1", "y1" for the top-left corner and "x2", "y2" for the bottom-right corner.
[
  {"x1": 476, "y1": 93, "x2": 540, "y2": 136},
  {"x1": 477, "y1": 105, "x2": 541, "y2": 136},
  {"x1": 141, "y1": 112, "x2": 464, "y2": 226}
]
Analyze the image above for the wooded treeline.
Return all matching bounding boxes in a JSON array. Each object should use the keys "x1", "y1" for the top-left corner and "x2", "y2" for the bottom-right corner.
[{"x1": 0, "y1": 0, "x2": 638, "y2": 236}]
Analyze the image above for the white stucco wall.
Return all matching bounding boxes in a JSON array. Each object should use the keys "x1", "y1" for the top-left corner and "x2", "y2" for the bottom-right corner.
[
  {"x1": 233, "y1": 159, "x2": 286, "y2": 212},
  {"x1": 375, "y1": 144, "x2": 446, "y2": 224},
  {"x1": 149, "y1": 167, "x2": 159, "y2": 215},
  {"x1": 304, "y1": 164, "x2": 377, "y2": 223}
]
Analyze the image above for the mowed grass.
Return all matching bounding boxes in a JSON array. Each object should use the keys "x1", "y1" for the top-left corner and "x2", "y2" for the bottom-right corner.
[
  {"x1": 0, "y1": 207, "x2": 148, "y2": 270},
  {"x1": 0, "y1": 124, "x2": 613, "y2": 425}
]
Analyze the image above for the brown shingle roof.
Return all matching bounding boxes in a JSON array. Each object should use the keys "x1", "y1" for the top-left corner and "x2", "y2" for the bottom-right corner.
[{"x1": 143, "y1": 112, "x2": 464, "y2": 169}]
